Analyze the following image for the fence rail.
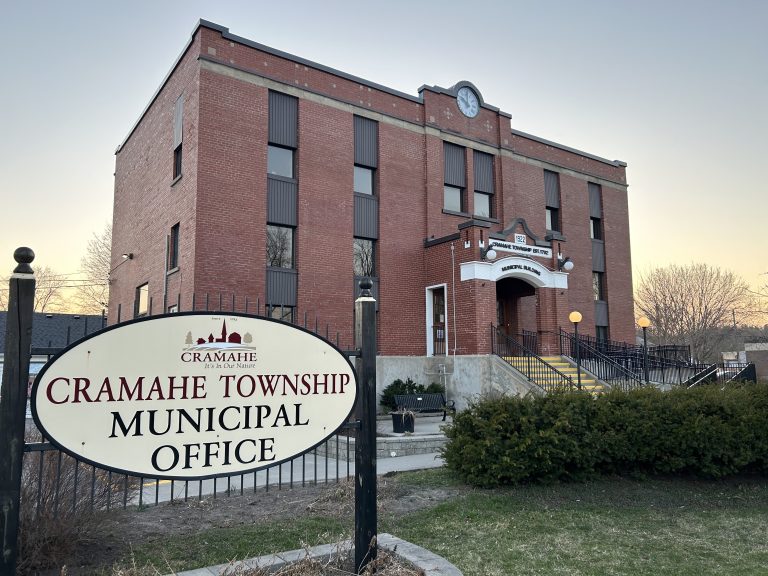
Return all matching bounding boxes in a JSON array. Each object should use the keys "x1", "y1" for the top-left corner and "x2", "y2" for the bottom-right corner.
[
  {"x1": 557, "y1": 330, "x2": 644, "y2": 391},
  {"x1": 491, "y1": 326, "x2": 575, "y2": 393},
  {"x1": 18, "y1": 293, "x2": 362, "y2": 523}
]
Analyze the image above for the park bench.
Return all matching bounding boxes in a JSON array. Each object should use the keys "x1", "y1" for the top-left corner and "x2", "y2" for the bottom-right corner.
[{"x1": 394, "y1": 393, "x2": 456, "y2": 421}]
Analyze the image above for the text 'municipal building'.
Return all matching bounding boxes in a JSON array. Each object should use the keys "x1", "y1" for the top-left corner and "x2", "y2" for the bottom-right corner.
[{"x1": 109, "y1": 20, "x2": 634, "y2": 401}]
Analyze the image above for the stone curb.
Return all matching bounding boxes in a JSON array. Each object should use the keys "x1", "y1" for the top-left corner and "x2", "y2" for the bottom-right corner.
[{"x1": 170, "y1": 532, "x2": 462, "y2": 575}]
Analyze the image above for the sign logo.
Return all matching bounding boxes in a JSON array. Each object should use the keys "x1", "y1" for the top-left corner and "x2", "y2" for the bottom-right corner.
[{"x1": 32, "y1": 313, "x2": 357, "y2": 480}]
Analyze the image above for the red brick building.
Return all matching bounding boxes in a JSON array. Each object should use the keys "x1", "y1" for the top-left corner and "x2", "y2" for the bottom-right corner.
[{"x1": 109, "y1": 21, "x2": 634, "y2": 401}]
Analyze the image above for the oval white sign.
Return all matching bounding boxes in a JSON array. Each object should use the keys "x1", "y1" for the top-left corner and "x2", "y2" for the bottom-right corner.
[{"x1": 31, "y1": 313, "x2": 357, "y2": 480}]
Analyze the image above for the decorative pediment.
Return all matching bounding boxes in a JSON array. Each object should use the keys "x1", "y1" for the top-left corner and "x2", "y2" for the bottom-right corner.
[{"x1": 495, "y1": 218, "x2": 551, "y2": 248}]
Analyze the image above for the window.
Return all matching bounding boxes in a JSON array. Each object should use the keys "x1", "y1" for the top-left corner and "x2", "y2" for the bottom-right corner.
[
  {"x1": 590, "y1": 217, "x2": 602, "y2": 240},
  {"x1": 354, "y1": 166, "x2": 374, "y2": 195},
  {"x1": 444, "y1": 185, "x2": 463, "y2": 213},
  {"x1": 168, "y1": 223, "x2": 179, "y2": 270},
  {"x1": 353, "y1": 238, "x2": 375, "y2": 277},
  {"x1": 266, "y1": 225, "x2": 294, "y2": 268},
  {"x1": 173, "y1": 145, "x2": 182, "y2": 179},
  {"x1": 172, "y1": 94, "x2": 183, "y2": 180},
  {"x1": 269, "y1": 305, "x2": 294, "y2": 323},
  {"x1": 473, "y1": 150, "x2": 494, "y2": 218},
  {"x1": 267, "y1": 145, "x2": 294, "y2": 178},
  {"x1": 592, "y1": 272, "x2": 605, "y2": 301},
  {"x1": 444, "y1": 142, "x2": 466, "y2": 212},
  {"x1": 474, "y1": 192, "x2": 491, "y2": 218},
  {"x1": 546, "y1": 207, "x2": 560, "y2": 232},
  {"x1": 135, "y1": 283, "x2": 149, "y2": 317},
  {"x1": 543, "y1": 170, "x2": 561, "y2": 232}
]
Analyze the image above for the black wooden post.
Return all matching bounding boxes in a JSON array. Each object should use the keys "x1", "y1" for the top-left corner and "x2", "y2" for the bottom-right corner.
[
  {"x1": 0, "y1": 248, "x2": 36, "y2": 575},
  {"x1": 354, "y1": 279, "x2": 377, "y2": 573}
]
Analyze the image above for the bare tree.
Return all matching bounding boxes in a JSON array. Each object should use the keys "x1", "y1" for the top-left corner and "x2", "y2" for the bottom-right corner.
[
  {"x1": 353, "y1": 238, "x2": 375, "y2": 277},
  {"x1": 635, "y1": 263, "x2": 757, "y2": 362},
  {"x1": 74, "y1": 222, "x2": 112, "y2": 314},
  {"x1": 32, "y1": 265, "x2": 68, "y2": 312},
  {"x1": 0, "y1": 265, "x2": 67, "y2": 312},
  {"x1": 266, "y1": 226, "x2": 293, "y2": 268}
]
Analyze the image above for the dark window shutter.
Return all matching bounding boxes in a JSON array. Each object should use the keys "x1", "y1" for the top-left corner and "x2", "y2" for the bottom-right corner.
[
  {"x1": 354, "y1": 116, "x2": 378, "y2": 168},
  {"x1": 173, "y1": 95, "x2": 184, "y2": 148},
  {"x1": 269, "y1": 91, "x2": 298, "y2": 148},
  {"x1": 473, "y1": 151, "x2": 494, "y2": 193},
  {"x1": 544, "y1": 170, "x2": 560, "y2": 208},
  {"x1": 589, "y1": 182, "x2": 602, "y2": 218},
  {"x1": 444, "y1": 143, "x2": 465, "y2": 187}
]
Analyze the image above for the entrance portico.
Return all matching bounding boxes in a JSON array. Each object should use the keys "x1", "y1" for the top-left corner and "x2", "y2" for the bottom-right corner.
[{"x1": 424, "y1": 218, "x2": 573, "y2": 357}]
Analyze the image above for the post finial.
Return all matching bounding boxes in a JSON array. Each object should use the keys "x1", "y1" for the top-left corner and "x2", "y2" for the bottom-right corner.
[
  {"x1": 359, "y1": 278, "x2": 373, "y2": 297},
  {"x1": 13, "y1": 247, "x2": 35, "y2": 274}
]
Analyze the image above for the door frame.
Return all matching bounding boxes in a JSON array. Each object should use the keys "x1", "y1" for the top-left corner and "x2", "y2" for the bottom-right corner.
[{"x1": 425, "y1": 283, "x2": 448, "y2": 356}]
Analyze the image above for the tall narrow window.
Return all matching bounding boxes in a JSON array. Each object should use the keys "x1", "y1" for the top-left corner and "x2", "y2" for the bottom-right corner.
[
  {"x1": 135, "y1": 283, "x2": 149, "y2": 318},
  {"x1": 266, "y1": 225, "x2": 294, "y2": 268},
  {"x1": 473, "y1": 150, "x2": 494, "y2": 218},
  {"x1": 590, "y1": 217, "x2": 602, "y2": 240},
  {"x1": 267, "y1": 145, "x2": 294, "y2": 178},
  {"x1": 354, "y1": 166, "x2": 374, "y2": 194},
  {"x1": 544, "y1": 170, "x2": 561, "y2": 232},
  {"x1": 353, "y1": 238, "x2": 375, "y2": 277},
  {"x1": 172, "y1": 95, "x2": 183, "y2": 180},
  {"x1": 168, "y1": 223, "x2": 179, "y2": 270},
  {"x1": 443, "y1": 142, "x2": 466, "y2": 212},
  {"x1": 592, "y1": 271, "x2": 605, "y2": 301}
]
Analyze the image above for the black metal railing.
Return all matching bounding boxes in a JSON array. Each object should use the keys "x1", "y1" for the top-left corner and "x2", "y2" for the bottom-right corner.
[
  {"x1": 558, "y1": 330, "x2": 644, "y2": 391},
  {"x1": 22, "y1": 292, "x2": 361, "y2": 517},
  {"x1": 686, "y1": 362, "x2": 757, "y2": 388},
  {"x1": 491, "y1": 326, "x2": 575, "y2": 393}
]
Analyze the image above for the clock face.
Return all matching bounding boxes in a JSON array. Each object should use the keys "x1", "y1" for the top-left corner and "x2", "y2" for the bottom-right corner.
[{"x1": 457, "y1": 87, "x2": 479, "y2": 118}]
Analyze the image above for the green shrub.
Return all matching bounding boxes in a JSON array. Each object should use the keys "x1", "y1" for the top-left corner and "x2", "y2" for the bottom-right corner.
[
  {"x1": 379, "y1": 378, "x2": 445, "y2": 412},
  {"x1": 442, "y1": 384, "x2": 768, "y2": 487}
]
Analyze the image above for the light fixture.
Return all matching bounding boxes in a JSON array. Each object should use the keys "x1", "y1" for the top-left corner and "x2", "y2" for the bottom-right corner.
[
  {"x1": 558, "y1": 256, "x2": 574, "y2": 272},
  {"x1": 637, "y1": 317, "x2": 651, "y2": 384},
  {"x1": 480, "y1": 247, "x2": 497, "y2": 261},
  {"x1": 122, "y1": 253, "x2": 134, "y2": 260},
  {"x1": 569, "y1": 310, "x2": 582, "y2": 390}
]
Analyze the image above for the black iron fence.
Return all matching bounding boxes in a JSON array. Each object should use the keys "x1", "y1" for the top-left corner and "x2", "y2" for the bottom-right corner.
[
  {"x1": 491, "y1": 326, "x2": 575, "y2": 393},
  {"x1": 557, "y1": 330, "x2": 644, "y2": 391}
]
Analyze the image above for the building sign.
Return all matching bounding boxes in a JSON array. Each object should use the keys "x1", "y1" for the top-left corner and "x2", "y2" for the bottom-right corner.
[
  {"x1": 502, "y1": 263, "x2": 541, "y2": 276},
  {"x1": 489, "y1": 239, "x2": 552, "y2": 259},
  {"x1": 31, "y1": 313, "x2": 357, "y2": 480},
  {"x1": 514, "y1": 234, "x2": 527, "y2": 245}
]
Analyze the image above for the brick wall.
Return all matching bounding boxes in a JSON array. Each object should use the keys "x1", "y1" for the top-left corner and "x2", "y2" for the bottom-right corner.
[{"x1": 110, "y1": 21, "x2": 636, "y2": 355}]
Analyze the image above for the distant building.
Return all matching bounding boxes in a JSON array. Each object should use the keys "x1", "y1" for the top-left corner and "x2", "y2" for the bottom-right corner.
[
  {"x1": 0, "y1": 312, "x2": 105, "y2": 409},
  {"x1": 108, "y1": 21, "x2": 635, "y2": 401}
]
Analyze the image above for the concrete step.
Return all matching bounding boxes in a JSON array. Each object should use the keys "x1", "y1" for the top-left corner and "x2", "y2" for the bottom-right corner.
[{"x1": 503, "y1": 355, "x2": 604, "y2": 393}]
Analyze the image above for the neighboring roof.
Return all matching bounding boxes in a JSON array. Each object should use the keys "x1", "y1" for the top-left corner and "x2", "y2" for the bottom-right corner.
[{"x1": 0, "y1": 312, "x2": 105, "y2": 353}]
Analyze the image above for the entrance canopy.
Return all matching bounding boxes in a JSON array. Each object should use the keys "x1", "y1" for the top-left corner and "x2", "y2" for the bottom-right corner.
[{"x1": 460, "y1": 256, "x2": 569, "y2": 289}]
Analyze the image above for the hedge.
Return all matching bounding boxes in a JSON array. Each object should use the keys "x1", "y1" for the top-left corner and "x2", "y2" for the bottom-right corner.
[{"x1": 441, "y1": 384, "x2": 768, "y2": 487}]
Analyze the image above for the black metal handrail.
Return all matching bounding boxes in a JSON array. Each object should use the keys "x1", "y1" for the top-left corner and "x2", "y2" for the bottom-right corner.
[
  {"x1": 491, "y1": 326, "x2": 576, "y2": 393},
  {"x1": 558, "y1": 330, "x2": 644, "y2": 391},
  {"x1": 686, "y1": 362, "x2": 757, "y2": 388}
]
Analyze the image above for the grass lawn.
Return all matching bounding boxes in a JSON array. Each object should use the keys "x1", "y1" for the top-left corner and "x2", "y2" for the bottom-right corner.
[
  {"x1": 385, "y1": 470, "x2": 768, "y2": 576},
  {"x1": 123, "y1": 470, "x2": 768, "y2": 575}
]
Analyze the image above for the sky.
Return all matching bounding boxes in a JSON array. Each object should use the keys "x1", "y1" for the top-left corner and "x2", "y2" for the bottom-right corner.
[{"x1": 1, "y1": 0, "x2": 766, "y2": 299}]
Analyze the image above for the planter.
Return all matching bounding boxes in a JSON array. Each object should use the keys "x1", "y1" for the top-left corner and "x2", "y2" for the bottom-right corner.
[{"x1": 391, "y1": 412, "x2": 415, "y2": 433}]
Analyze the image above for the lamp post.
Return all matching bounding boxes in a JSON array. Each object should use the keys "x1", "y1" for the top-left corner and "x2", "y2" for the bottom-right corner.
[
  {"x1": 568, "y1": 311, "x2": 582, "y2": 390},
  {"x1": 638, "y1": 316, "x2": 651, "y2": 384}
]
